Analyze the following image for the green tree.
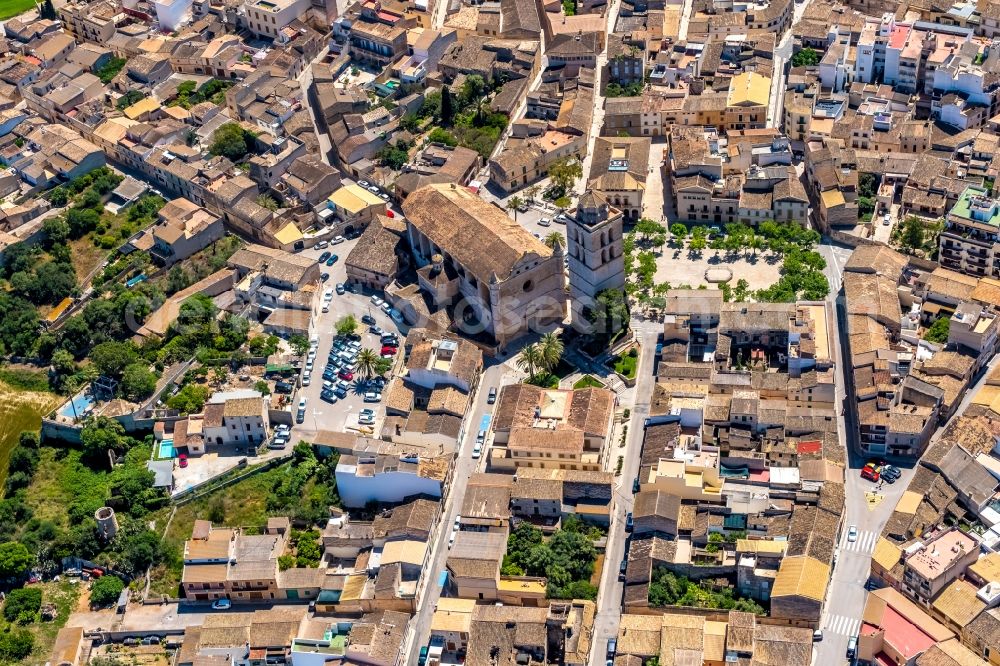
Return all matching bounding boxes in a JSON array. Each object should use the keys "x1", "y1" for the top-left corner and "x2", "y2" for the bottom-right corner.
[
  {"x1": 924, "y1": 316, "x2": 950, "y2": 343},
  {"x1": 507, "y1": 196, "x2": 524, "y2": 221},
  {"x1": 0, "y1": 542, "x2": 32, "y2": 578},
  {"x1": 166, "y1": 383, "x2": 210, "y2": 413},
  {"x1": 538, "y1": 333, "x2": 564, "y2": 373},
  {"x1": 791, "y1": 47, "x2": 820, "y2": 67},
  {"x1": 39, "y1": 0, "x2": 57, "y2": 20},
  {"x1": 356, "y1": 348, "x2": 381, "y2": 380},
  {"x1": 670, "y1": 223, "x2": 687, "y2": 243},
  {"x1": 90, "y1": 575, "x2": 125, "y2": 607},
  {"x1": 42, "y1": 216, "x2": 70, "y2": 245},
  {"x1": 121, "y1": 363, "x2": 157, "y2": 401},
  {"x1": 587, "y1": 288, "x2": 630, "y2": 335},
  {"x1": 289, "y1": 334, "x2": 311, "y2": 356},
  {"x1": 80, "y1": 416, "x2": 132, "y2": 458},
  {"x1": 544, "y1": 232, "x2": 565, "y2": 250},
  {"x1": 3, "y1": 587, "x2": 41, "y2": 623},
  {"x1": 90, "y1": 341, "x2": 140, "y2": 378},
  {"x1": 256, "y1": 194, "x2": 279, "y2": 211},
  {"x1": 0, "y1": 629, "x2": 33, "y2": 661},
  {"x1": 441, "y1": 87, "x2": 455, "y2": 126},
  {"x1": 548, "y1": 157, "x2": 583, "y2": 196},
  {"x1": 900, "y1": 216, "x2": 925, "y2": 252},
  {"x1": 209, "y1": 122, "x2": 250, "y2": 161},
  {"x1": 517, "y1": 343, "x2": 543, "y2": 378},
  {"x1": 400, "y1": 114, "x2": 421, "y2": 132},
  {"x1": 335, "y1": 315, "x2": 358, "y2": 337},
  {"x1": 634, "y1": 218, "x2": 666, "y2": 244}
]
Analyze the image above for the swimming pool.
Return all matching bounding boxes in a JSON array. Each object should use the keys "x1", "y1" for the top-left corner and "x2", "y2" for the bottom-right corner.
[
  {"x1": 158, "y1": 439, "x2": 176, "y2": 459},
  {"x1": 59, "y1": 393, "x2": 94, "y2": 419}
]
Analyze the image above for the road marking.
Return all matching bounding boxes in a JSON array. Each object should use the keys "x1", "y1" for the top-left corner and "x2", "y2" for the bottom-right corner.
[
  {"x1": 841, "y1": 530, "x2": 877, "y2": 553},
  {"x1": 824, "y1": 613, "x2": 861, "y2": 637},
  {"x1": 865, "y1": 491, "x2": 884, "y2": 510}
]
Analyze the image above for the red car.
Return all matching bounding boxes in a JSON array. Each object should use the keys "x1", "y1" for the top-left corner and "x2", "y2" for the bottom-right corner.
[
  {"x1": 861, "y1": 464, "x2": 879, "y2": 482},
  {"x1": 339, "y1": 369, "x2": 354, "y2": 381},
  {"x1": 381, "y1": 346, "x2": 397, "y2": 355},
  {"x1": 178, "y1": 453, "x2": 189, "y2": 468}
]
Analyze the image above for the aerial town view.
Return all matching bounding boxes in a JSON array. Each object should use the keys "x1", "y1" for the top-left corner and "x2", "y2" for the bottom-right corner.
[{"x1": 0, "y1": 0, "x2": 999, "y2": 662}]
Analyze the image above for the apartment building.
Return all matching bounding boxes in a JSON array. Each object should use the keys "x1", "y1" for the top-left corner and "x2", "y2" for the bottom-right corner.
[
  {"x1": 939, "y1": 186, "x2": 1000, "y2": 279},
  {"x1": 147, "y1": 198, "x2": 225, "y2": 267},
  {"x1": 901, "y1": 528, "x2": 979, "y2": 605},
  {"x1": 244, "y1": 0, "x2": 310, "y2": 38},
  {"x1": 58, "y1": 0, "x2": 122, "y2": 44}
]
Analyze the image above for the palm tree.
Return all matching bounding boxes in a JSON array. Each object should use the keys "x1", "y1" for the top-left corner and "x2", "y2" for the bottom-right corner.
[
  {"x1": 544, "y1": 232, "x2": 565, "y2": 250},
  {"x1": 507, "y1": 196, "x2": 524, "y2": 221},
  {"x1": 356, "y1": 348, "x2": 380, "y2": 379},
  {"x1": 538, "y1": 333, "x2": 564, "y2": 373},
  {"x1": 517, "y1": 343, "x2": 543, "y2": 378}
]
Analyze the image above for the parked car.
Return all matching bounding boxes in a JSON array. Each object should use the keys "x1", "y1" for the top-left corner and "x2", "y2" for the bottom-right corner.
[
  {"x1": 633, "y1": 477, "x2": 640, "y2": 493},
  {"x1": 883, "y1": 212, "x2": 892, "y2": 226},
  {"x1": 371, "y1": 295, "x2": 384, "y2": 307},
  {"x1": 381, "y1": 345, "x2": 397, "y2": 355},
  {"x1": 316, "y1": 240, "x2": 329, "y2": 249},
  {"x1": 625, "y1": 512, "x2": 633, "y2": 532},
  {"x1": 320, "y1": 389, "x2": 337, "y2": 404},
  {"x1": 274, "y1": 381, "x2": 293, "y2": 394},
  {"x1": 847, "y1": 635, "x2": 857, "y2": 658},
  {"x1": 326, "y1": 254, "x2": 339, "y2": 266},
  {"x1": 813, "y1": 630, "x2": 823, "y2": 642},
  {"x1": 472, "y1": 443, "x2": 482, "y2": 459},
  {"x1": 332, "y1": 235, "x2": 345, "y2": 245},
  {"x1": 336, "y1": 283, "x2": 346, "y2": 295},
  {"x1": 339, "y1": 369, "x2": 354, "y2": 381},
  {"x1": 302, "y1": 371, "x2": 311, "y2": 386},
  {"x1": 358, "y1": 180, "x2": 370, "y2": 188},
  {"x1": 212, "y1": 599, "x2": 231, "y2": 610},
  {"x1": 363, "y1": 391, "x2": 381, "y2": 402},
  {"x1": 418, "y1": 646, "x2": 429, "y2": 666},
  {"x1": 367, "y1": 185, "x2": 380, "y2": 194},
  {"x1": 178, "y1": 453, "x2": 188, "y2": 468},
  {"x1": 607, "y1": 639, "x2": 617, "y2": 659},
  {"x1": 882, "y1": 465, "x2": 901, "y2": 482},
  {"x1": 538, "y1": 218, "x2": 551, "y2": 227},
  {"x1": 380, "y1": 302, "x2": 392, "y2": 314},
  {"x1": 321, "y1": 272, "x2": 330, "y2": 282},
  {"x1": 476, "y1": 430, "x2": 486, "y2": 444},
  {"x1": 487, "y1": 387, "x2": 497, "y2": 404},
  {"x1": 358, "y1": 413, "x2": 375, "y2": 425},
  {"x1": 861, "y1": 464, "x2": 879, "y2": 482},
  {"x1": 619, "y1": 559, "x2": 627, "y2": 580},
  {"x1": 318, "y1": 251, "x2": 331, "y2": 263}
]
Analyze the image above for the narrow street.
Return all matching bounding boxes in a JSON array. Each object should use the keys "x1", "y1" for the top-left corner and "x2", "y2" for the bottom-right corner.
[
  {"x1": 587, "y1": 325, "x2": 659, "y2": 666},
  {"x1": 402, "y1": 360, "x2": 513, "y2": 666}
]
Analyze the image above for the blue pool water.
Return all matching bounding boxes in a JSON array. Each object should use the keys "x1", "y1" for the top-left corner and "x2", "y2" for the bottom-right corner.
[
  {"x1": 126, "y1": 274, "x2": 147, "y2": 288},
  {"x1": 158, "y1": 439, "x2": 176, "y2": 459},
  {"x1": 59, "y1": 393, "x2": 94, "y2": 418}
]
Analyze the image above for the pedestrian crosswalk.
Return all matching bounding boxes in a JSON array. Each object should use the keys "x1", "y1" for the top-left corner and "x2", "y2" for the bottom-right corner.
[
  {"x1": 824, "y1": 613, "x2": 861, "y2": 638},
  {"x1": 841, "y1": 529, "x2": 878, "y2": 553}
]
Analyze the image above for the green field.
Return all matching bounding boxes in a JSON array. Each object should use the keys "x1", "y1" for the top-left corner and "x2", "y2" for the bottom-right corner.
[
  {"x1": 0, "y1": 0, "x2": 38, "y2": 21},
  {"x1": 0, "y1": 378, "x2": 61, "y2": 488}
]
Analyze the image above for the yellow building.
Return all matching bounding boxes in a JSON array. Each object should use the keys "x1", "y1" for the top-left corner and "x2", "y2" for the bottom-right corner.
[
  {"x1": 644, "y1": 458, "x2": 724, "y2": 502},
  {"x1": 725, "y1": 72, "x2": 770, "y2": 132},
  {"x1": 326, "y1": 183, "x2": 387, "y2": 230}
]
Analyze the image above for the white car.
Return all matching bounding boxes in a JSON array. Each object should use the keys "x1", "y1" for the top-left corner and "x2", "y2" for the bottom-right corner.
[
  {"x1": 358, "y1": 414, "x2": 375, "y2": 425},
  {"x1": 538, "y1": 218, "x2": 551, "y2": 227},
  {"x1": 847, "y1": 525, "x2": 858, "y2": 542},
  {"x1": 332, "y1": 235, "x2": 345, "y2": 245},
  {"x1": 472, "y1": 443, "x2": 483, "y2": 459},
  {"x1": 298, "y1": 397, "x2": 307, "y2": 410},
  {"x1": 302, "y1": 371, "x2": 311, "y2": 386},
  {"x1": 275, "y1": 424, "x2": 290, "y2": 435},
  {"x1": 305, "y1": 359, "x2": 314, "y2": 371},
  {"x1": 381, "y1": 302, "x2": 392, "y2": 314},
  {"x1": 371, "y1": 295, "x2": 384, "y2": 307},
  {"x1": 363, "y1": 391, "x2": 382, "y2": 403},
  {"x1": 323, "y1": 288, "x2": 334, "y2": 301},
  {"x1": 212, "y1": 599, "x2": 231, "y2": 610},
  {"x1": 883, "y1": 212, "x2": 892, "y2": 226}
]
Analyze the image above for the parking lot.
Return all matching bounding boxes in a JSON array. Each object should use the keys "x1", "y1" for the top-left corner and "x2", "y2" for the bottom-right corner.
[{"x1": 292, "y1": 237, "x2": 410, "y2": 441}]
